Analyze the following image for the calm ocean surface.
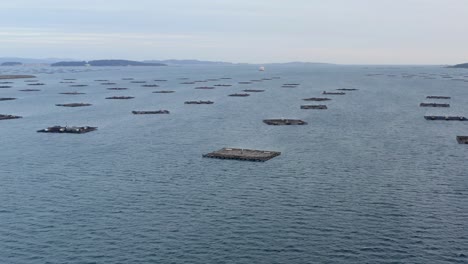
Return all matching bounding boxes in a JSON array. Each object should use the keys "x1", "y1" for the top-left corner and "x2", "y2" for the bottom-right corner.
[{"x1": 1, "y1": 64, "x2": 467, "y2": 263}]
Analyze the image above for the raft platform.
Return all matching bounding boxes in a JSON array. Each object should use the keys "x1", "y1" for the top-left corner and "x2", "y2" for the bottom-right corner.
[
  {"x1": 337, "y1": 88, "x2": 358, "y2": 91},
  {"x1": 0, "y1": 75, "x2": 35, "y2": 79},
  {"x1": 59, "y1": 92, "x2": 85, "y2": 95},
  {"x1": 303, "y1": 97, "x2": 331, "y2": 101},
  {"x1": 0, "y1": 98, "x2": 16, "y2": 101},
  {"x1": 263, "y1": 119, "x2": 307, "y2": 125},
  {"x1": 426, "y1": 96, "x2": 451, "y2": 99},
  {"x1": 456, "y1": 136, "x2": 468, "y2": 144},
  {"x1": 142, "y1": 84, "x2": 159, "y2": 87},
  {"x1": 37, "y1": 126, "x2": 97, "y2": 134},
  {"x1": 153, "y1": 91, "x2": 175, "y2": 93},
  {"x1": 323, "y1": 91, "x2": 345, "y2": 95},
  {"x1": 424, "y1": 116, "x2": 467, "y2": 121},
  {"x1": 301, "y1": 105, "x2": 327, "y2": 110},
  {"x1": 19, "y1": 89, "x2": 41, "y2": 92},
  {"x1": 106, "y1": 96, "x2": 135, "y2": 100},
  {"x1": 0, "y1": 114, "x2": 22, "y2": 120},
  {"x1": 0, "y1": 86, "x2": 12, "y2": 88},
  {"x1": 107, "y1": 88, "x2": 128, "y2": 90},
  {"x1": 243, "y1": 89, "x2": 265, "y2": 92},
  {"x1": 27, "y1": 83, "x2": 45, "y2": 86},
  {"x1": 420, "y1": 103, "x2": 450, "y2": 107},
  {"x1": 185, "y1": 101, "x2": 214, "y2": 104},
  {"x1": 195, "y1": 87, "x2": 215, "y2": 89},
  {"x1": 132, "y1": 110, "x2": 169, "y2": 114},
  {"x1": 203, "y1": 148, "x2": 281, "y2": 162},
  {"x1": 56, "y1": 103, "x2": 92, "y2": 107},
  {"x1": 229, "y1": 93, "x2": 250, "y2": 97}
]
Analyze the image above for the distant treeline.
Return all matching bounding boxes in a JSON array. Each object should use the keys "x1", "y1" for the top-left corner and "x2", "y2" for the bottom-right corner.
[{"x1": 51, "y1": 60, "x2": 167, "y2": 67}]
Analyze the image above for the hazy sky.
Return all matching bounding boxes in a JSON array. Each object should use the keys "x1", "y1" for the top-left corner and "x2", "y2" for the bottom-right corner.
[{"x1": 0, "y1": 0, "x2": 467, "y2": 64}]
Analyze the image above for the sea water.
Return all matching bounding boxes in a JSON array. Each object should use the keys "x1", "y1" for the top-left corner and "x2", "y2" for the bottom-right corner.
[{"x1": 0, "y1": 64, "x2": 467, "y2": 263}]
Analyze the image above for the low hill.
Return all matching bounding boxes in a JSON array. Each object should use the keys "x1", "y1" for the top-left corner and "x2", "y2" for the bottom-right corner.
[
  {"x1": 450, "y1": 63, "x2": 468, "y2": 68},
  {"x1": 1, "y1": 62, "x2": 23, "y2": 66},
  {"x1": 51, "y1": 60, "x2": 167, "y2": 67}
]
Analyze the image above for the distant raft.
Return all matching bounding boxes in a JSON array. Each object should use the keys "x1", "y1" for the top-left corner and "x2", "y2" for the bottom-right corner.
[
  {"x1": 27, "y1": 83, "x2": 45, "y2": 86},
  {"x1": 424, "y1": 116, "x2": 467, "y2": 121},
  {"x1": 152, "y1": 91, "x2": 175, "y2": 93},
  {"x1": 19, "y1": 89, "x2": 41, "y2": 92},
  {"x1": 142, "y1": 84, "x2": 159, "y2": 87},
  {"x1": 56, "y1": 103, "x2": 92, "y2": 107},
  {"x1": 229, "y1": 93, "x2": 250, "y2": 97},
  {"x1": 106, "y1": 96, "x2": 135, "y2": 100},
  {"x1": 243, "y1": 89, "x2": 265, "y2": 92},
  {"x1": 426, "y1": 96, "x2": 451, "y2": 99},
  {"x1": 303, "y1": 97, "x2": 331, "y2": 101},
  {"x1": 184, "y1": 101, "x2": 214, "y2": 104},
  {"x1": 69, "y1": 84, "x2": 88, "y2": 87},
  {"x1": 0, "y1": 98, "x2": 16, "y2": 101},
  {"x1": 263, "y1": 119, "x2": 307, "y2": 125},
  {"x1": 456, "y1": 136, "x2": 468, "y2": 144},
  {"x1": 214, "y1": 84, "x2": 232, "y2": 87},
  {"x1": 0, "y1": 86, "x2": 12, "y2": 88},
  {"x1": 132, "y1": 110, "x2": 170, "y2": 114},
  {"x1": 420, "y1": 103, "x2": 450, "y2": 107},
  {"x1": 337, "y1": 88, "x2": 359, "y2": 91},
  {"x1": 107, "y1": 88, "x2": 128, "y2": 90},
  {"x1": 195, "y1": 87, "x2": 215, "y2": 89},
  {"x1": 0, "y1": 114, "x2": 22, "y2": 120},
  {"x1": 301, "y1": 105, "x2": 327, "y2": 110},
  {"x1": 101, "y1": 82, "x2": 117, "y2": 85},
  {"x1": 59, "y1": 92, "x2": 86, "y2": 95},
  {"x1": 203, "y1": 148, "x2": 281, "y2": 162},
  {"x1": 323, "y1": 91, "x2": 345, "y2": 95},
  {"x1": 37, "y1": 126, "x2": 97, "y2": 134}
]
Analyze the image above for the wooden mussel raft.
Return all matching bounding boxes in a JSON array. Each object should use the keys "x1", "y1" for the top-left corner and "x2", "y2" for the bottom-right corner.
[
  {"x1": 195, "y1": 87, "x2": 215, "y2": 89},
  {"x1": 229, "y1": 93, "x2": 250, "y2": 97},
  {"x1": 424, "y1": 116, "x2": 467, "y2": 121},
  {"x1": 132, "y1": 110, "x2": 170, "y2": 114},
  {"x1": 214, "y1": 84, "x2": 232, "y2": 87},
  {"x1": 456, "y1": 136, "x2": 468, "y2": 144},
  {"x1": 0, "y1": 86, "x2": 12, "y2": 88},
  {"x1": 420, "y1": 103, "x2": 450, "y2": 107},
  {"x1": 426, "y1": 96, "x2": 451, "y2": 99},
  {"x1": 107, "y1": 88, "x2": 128, "y2": 90},
  {"x1": 0, "y1": 114, "x2": 22, "y2": 120},
  {"x1": 59, "y1": 92, "x2": 86, "y2": 95},
  {"x1": 37, "y1": 126, "x2": 97, "y2": 134},
  {"x1": 27, "y1": 83, "x2": 45, "y2": 86},
  {"x1": 0, "y1": 98, "x2": 16, "y2": 101},
  {"x1": 56, "y1": 103, "x2": 92, "y2": 107},
  {"x1": 323, "y1": 91, "x2": 345, "y2": 95},
  {"x1": 263, "y1": 119, "x2": 307, "y2": 125},
  {"x1": 142, "y1": 84, "x2": 159, "y2": 87},
  {"x1": 101, "y1": 82, "x2": 117, "y2": 85},
  {"x1": 0, "y1": 75, "x2": 35, "y2": 79},
  {"x1": 337, "y1": 88, "x2": 358, "y2": 91},
  {"x1": 106, "y1": 96, "x2": 135, "y2": 100},
  {"x1": 243, "y1": 89, "x2": 265, "y2": 92},
  {"x1": 69, "y1": 84, "x2": 88, "y2": 87},
  {"x1": 301, "y1": 105, "x2": 328, "y2": 110},
  {"x1": 19, "y1": 89, "x2": 41, "y2": 92},
  {"x1": 152, "y1": 91, "x2": 175, "y2": 93},
  {"x1": 203, "y1": 148, "x2": 281, "y2": 162},
  {"x1": 303, "y1": 97, "x2": 331, "y2": 101},
  {"x1": 184, "y1": 101, "x2": 214, "y2": 104}
]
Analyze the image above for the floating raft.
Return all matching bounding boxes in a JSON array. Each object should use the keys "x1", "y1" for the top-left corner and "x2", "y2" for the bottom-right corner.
[
  {"x1": 243, "y1": 89, "x2": 265, "y2": 92},
  {"x1": 37, "y1": 126, "x2": 97, "y2": 134},
  {"x1": 19, "y1": 89, "x2": 41, "y2": 92},
  {"x1": 132, "y1": 110, "x2": 169, "y2": 114},
  {"x1": 424, "y1": 116, "x2": 467, "y2": 121},
  {"x1": 56, "y1": 103, "x2": 92, "y2": 107},
  {"x1": 337, "y1": 88, "x2": 358, "y2": 91},
  {"x1": 0, "y1": 81, "x2": 13, "y2": 84},
  {"x1": 420, "y1": 103, "x2": 450, "y2": 107},
  {"x1": 203, "y1": 148, "x2": 281, "y2": 162},
  {"x1": 229, "y1": 93, "x2": 250, "y2": 97},
  {"x1": 106, "y1": 96, "x2": 135, "y2": 100},
  {"x1": 263, "y1": 119, "x2": 307, "y2": 125},
  {"x1": 101, "y1": 82, "x2": 117, "y2": 85},
  {"x1": 107, "y1": 88, "x2": 128, "y2": 90},
  {"x1": 323, "y1": 91, "x2": 345, "y2": 95},
  {"x1": 303, "y1": 97, "x2": 331, "y2": 101},
  {"x1": 122, "y1": 78, "x2": 134, "y2": 80},
  {"x1": 131, "y1": 81, "x2": 146, "y2": 83},
  {"x1": 152, "y1": 91, "x2": 175, "y2": 93},
  {"x1": 63, "y1": 78, "x2": 77, "y2": 81},
  {"x1": 0, "y1": 114, "x2": 22, "y2": 120},
  {"x1": 456, "y1": 136, "x2": 468, "y2": 144},
  {"x1": 301, "y1": 105, "x2": 327, "y2": 110},
  {"x1": 0, "y1": 98, "x2": 16, "y2": 101},
  {"x1": 426, "y1": 96, "x2": 451, "y2": 99},
  {"x1": 142, "y1": 84, "x2": 159, "y2": 87},
  {"x1": 27, "y1": 83, "x2": 45, "y2": 86},
  {"x1": 59, "y1": 92, "x2": 85, "y2": 95},
  {"x1": 184, "y1": 101, "x2": 214, "y2": 104},
  {"x1": 195, "y1": 87, "x2": 215, "y2": 89},
  {"x1": 0, "y1": 75, "x2": 35, "y2": 79},
  {"x1": 70, "y1": 84, "x2": 88, "y2": 87},
  {"x1": 214, "y1": 84, "x2": 232, "y2": 87},
  {"x1": 94, "y1": 79, "x2": 108, "y2": 81},
  {"x1": 239, "y1": 82, "x2": 252, "y2": 84},
  {"x1": 154, "y1": 79, "x2": 167, "y2": 82},
  {"x1": 0, "y1": 86, "x2": 12, "y2": 88}
]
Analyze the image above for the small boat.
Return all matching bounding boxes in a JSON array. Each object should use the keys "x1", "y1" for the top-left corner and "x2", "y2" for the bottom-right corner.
[{"x1": 259, "y1": 66, "x2": 265, "y2": 71}]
